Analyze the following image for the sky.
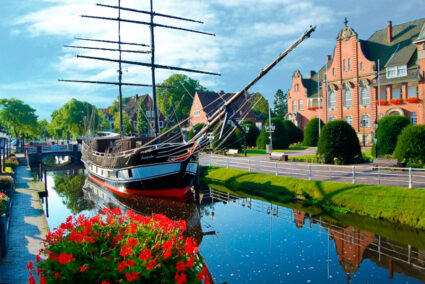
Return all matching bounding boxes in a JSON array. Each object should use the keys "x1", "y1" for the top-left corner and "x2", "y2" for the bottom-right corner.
[{"x1": 0, "y1": 0, "x2": 424, "y2": 120}]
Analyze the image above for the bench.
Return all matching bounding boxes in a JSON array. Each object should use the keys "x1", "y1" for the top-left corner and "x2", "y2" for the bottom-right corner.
[
  {"x1": 269, "y1": 152, "x2": 288, "y2": 161},
  {"x1": 372, "y1": 158, "x2": 398, "y2": 167},
  {"x1": 226, "y1": 149, "x2": 239, "y2": 156}
]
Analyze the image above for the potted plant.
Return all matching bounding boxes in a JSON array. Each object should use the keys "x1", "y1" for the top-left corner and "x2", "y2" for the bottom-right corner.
[
  {"x1": 28, "y1": 208, "x2": 211, "y2": 283},
  {"x1": 406, "y1": 97, "x2": 419, "y2": 103},
  {"x1": 390, "y1": 98, "x2": 403, "y2": 105}
]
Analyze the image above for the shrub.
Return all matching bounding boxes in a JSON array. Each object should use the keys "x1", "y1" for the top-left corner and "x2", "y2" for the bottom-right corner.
[
  {"x1": 372, "y1": 115, "x2": 410, "y2": 156},
  {"x1": 187, "y1": 123, "x2": 205, "y2": 141},
  {"x1": 0, "y1": 193, "x2": 9, "y2": 215},
  {"x1": 256, "y1": 118, "x2": 289, "y2": 150},
  {"x1": 242, "y1": 120, "x2": 260, "y2": 147},
  {"x1": 5, "y1": 158, "x2": 19, "y2": 169},
  {"x1": 0, "y1": 176, "x2": 13, "y2": 189},
  {"x1": 317, "y1": 120, "x2": 362, "y2": 164},
  {"x1": 303, "y1": 118, "x2": 324, "y2": 146},
  {"x1": 283, "y1": 120, "x2": 303, "y2": 144},
  {"x1": 27, "y1": 209, "x2": 209, "y2": 284},
  {"x1": 394, "y1": 125, "x2": 425, "y2": 167},
  {"x1": 212, "y1": 123, "x2": 242, "y2": 151}
]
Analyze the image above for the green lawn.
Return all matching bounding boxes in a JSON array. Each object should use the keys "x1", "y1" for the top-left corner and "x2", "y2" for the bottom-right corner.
[
  {"x1": 239, "y1": 146, "x2": 310, "y2": 156},
  {"x1": 201, "y1": 166, "x2": 425, "y2": 229}
]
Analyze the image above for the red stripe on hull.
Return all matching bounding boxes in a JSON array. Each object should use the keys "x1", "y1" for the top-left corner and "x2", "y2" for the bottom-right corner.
[{"x1": 87, "y1": 174, "x2": 191, "y2": 199}]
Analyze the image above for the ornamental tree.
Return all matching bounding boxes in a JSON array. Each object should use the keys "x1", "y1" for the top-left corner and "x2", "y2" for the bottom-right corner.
[
  {"x1": 303, "y1": 118, "x2": 324, "y2": 146},
  {"x1": 372, "y1": 115, "x2": 410, "y2": 156}
]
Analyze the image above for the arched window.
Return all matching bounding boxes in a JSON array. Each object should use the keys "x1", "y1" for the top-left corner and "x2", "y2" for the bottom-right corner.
[
  {"x1": 295, "y1": 84, "x2": 299, "y2": 92},
  {"x1": 360, "y1": 114, "x2": 370, "y2": 127},
  {"x1": 344, "y1": 115, "x2": 352, "y2": 125},
  {"x1": 328, "y1": 90, "x2": 336, "y2": 107},
  {"x1": 292, "y1": 100, "x2": 297, "y2": 112},
  {"x1": 348, "y1": 58, "x2": 351, "y2": 71},
  {"x1": 343, "y1": 88, "x2": 352, "y2": 108},
  {"x1": 360, "y1": 87, "x2": 370, "y2": 105},
  {"x1": 299, "y1": 99, "x2": 303, "y2": 110}
]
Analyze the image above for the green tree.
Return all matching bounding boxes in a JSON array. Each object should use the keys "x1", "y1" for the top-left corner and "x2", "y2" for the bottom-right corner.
[
  {"x1": 157, "y1": 74, "x2": 208, "y2": 120},
  {"x1": 283, "y1": 120, "x2": 303, "y2": 144},
  {"x1": 317, "y1": 120, "x2": 362, "y2": 164},
  {"x1": 114, "y1": 112, "x2": 132, "y2": 135},
  {"x1": 0, "y1": 99, "x2": 38, "y2": 148},
  {"x1": 394, "y1": 125, "x2": 425, "y2": 167},
  {"x1": 252, "y1": 92, "x2": 269, "y2": 120},
  {"x1": 54, "y1": 174, "x2": 94, "y2": 214},
  {"x1": 372, "y1": 115, "x2": 410, "y2": 157},
  {"x1": 242, "y1": 120, "x2": 260, "y2": 147},
  {"x1": 273, "y1": 89, "x2": 287, "y2": 118},
  {"x1": 256, "y1": 117, "x2": 289, "y2": 150},
  {"x1": 137, "y1": 99, "x2": 149, "y2": 136},
  {"x1": 37, "y1": 119, "x2": 50, "y2": 140},
  {"x1": 303, "y1": 118, "x2": 324, "y2": 146},
  {"x1": 212, "y1": 123, "x2": 242, "y2": 151}
]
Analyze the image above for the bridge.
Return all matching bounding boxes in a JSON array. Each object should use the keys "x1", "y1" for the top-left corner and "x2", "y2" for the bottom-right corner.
[{"x1": 26, "y1": 144, "x2": 82, "y2": 164}]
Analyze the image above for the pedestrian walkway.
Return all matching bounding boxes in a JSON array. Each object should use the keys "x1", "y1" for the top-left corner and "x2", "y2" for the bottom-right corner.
[{"x1": 0, "y1": 156, "x2": 49, "y2": 283}]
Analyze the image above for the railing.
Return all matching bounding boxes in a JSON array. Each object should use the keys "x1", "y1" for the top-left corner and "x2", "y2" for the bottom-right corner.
[
  {"x1": 199, "y1": 155, "x2": 425, "y2": 189},
  {"x1": 26, "y1": 144, "x2": 75, "y2": 154}
]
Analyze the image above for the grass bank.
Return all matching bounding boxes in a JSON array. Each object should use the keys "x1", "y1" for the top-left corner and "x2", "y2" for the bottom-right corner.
[{"x1": 201, "y1": 167, "x2": 425, "y2": 229}]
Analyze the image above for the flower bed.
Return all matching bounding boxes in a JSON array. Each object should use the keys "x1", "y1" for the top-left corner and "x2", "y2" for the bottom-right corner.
[
  {"x1": 28, "y1": 208, "x2": 210, "y2": 284},
  {"x1": 406, "y1": 97, "x2": 419, "y2": 103},
  {"x1": 4, "y1": 158, "x2": 19, "y2": 169},
  {"x1": 2, "y1": 167, "x2": 14, "y2": 176},
  {"x1": 390, "y1": 98, "x2": 403, "y2": 105}
]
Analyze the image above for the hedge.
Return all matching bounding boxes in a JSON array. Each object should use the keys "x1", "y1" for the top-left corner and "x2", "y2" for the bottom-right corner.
[
  {"x1": 283, "y1": 120, "x2": 303, "y2": 144},
  {"x1": 303, "y1": 118, "x2": 324, "y2": 146},
  {"x1": 256, "y1": 117, "x2": 289, "y2": 150},
  {"x1": 372, "y1": 115, "x2": 410, "y2": 156},
  {"x1": 394, "y1": 125, "x2": 425, "y2": 167}
]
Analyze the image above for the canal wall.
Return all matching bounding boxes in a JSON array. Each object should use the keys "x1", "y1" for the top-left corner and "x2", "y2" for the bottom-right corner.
[
  {"x1": 201, "y1": 166, "x2": 425, "y2": 230},
  {"x1": 0, "y1": 154, "x2": 49, "y2": 283}
]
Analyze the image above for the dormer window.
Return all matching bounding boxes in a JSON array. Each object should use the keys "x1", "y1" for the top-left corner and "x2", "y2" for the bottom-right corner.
[
  {"x1": 397, "y1": 65, "x2": 407, "y2": 76},
  {"x1": 295, "y1": 84, "x2": 299, "y2": 92},
  {"x1": 386, "y1": 67, "x2": 396, "y2": 78},
  {"x1": 386, "y1": 65, "x2": 407, "y2": 78}
]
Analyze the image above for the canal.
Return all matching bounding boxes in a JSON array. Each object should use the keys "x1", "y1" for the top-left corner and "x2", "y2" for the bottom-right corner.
[{"x1": 33, "y1": 163, "x2": 425, "y2": 283}]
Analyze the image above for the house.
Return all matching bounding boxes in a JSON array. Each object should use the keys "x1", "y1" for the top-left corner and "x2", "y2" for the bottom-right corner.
[
  {"x1": 188, "y1": 91, "x2": 263, "y2": 130},
  {"x1": 286, "y1": 18, "x2": 425, "y2": 145}
]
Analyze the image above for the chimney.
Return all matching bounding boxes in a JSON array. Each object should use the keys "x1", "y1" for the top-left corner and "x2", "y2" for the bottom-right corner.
[
  {"x1": 387, "y1": 21, "x2": 392, "y2": 44},
  {"x1": 326, "y1": 55, "x2": 331, "y2": 63}
]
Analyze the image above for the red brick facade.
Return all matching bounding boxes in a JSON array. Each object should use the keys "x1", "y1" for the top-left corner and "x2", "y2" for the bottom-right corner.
[{"x1": 287, "y1": 19, "x2": 425, "y2": 145}]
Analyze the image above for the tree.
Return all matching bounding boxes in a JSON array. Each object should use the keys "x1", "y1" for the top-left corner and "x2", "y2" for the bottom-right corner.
[
  {"x1": 242, "y1": 120, "x2": 260, "y2": 147},
  {"x1": 283, "y1": 120, "x2": 303, "y2": 144},
  {"x1": 157, "y1": 74, "x2": 208, "y2": 120},
  {"x1": 303, "y1": 118, "x2": 324, "y2": 146},
  {"x1": 37, "y1": 119, "x2": 50, "y2": 140},
  {"x1": 273, "y1": 89, "x2": 287, "y2": 118},
  {"x1": 187, "y1": 123, "x2": 205, "y2": 141},
  {"x1": 394, "y1": 125, "x2": 425, "y2": 167},
  {"x1": 252, "y1": 92, "x2": 269, "y2": 120},
  {"x1": 256, "y1": 117, "x2": 289, "y2": 150},
  {"x1": 317, "y1": 120, "x2": 362, "y2": 164},
  {"x1": 212, "y1": 123, "x2": 242, "y2": 151},
  {"x1": 137, "y1": 99, "x2": 149, "y2": 136},
  {"x1": 372, "y1": 115, "x2": 410, "y2": 157},
  {"x1": 113, "y1": 112, "x2": 132, "y2": 135}
]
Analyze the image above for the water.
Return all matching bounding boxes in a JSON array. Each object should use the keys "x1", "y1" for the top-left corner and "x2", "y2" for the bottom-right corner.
[{"x1": 34, "y1": 165, "x2": 425, "y2": 283}]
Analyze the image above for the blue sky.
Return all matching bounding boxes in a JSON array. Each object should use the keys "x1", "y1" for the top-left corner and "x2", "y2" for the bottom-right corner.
[{"x1": 0, "y1": 0, "x2": 424, "y2": 120}]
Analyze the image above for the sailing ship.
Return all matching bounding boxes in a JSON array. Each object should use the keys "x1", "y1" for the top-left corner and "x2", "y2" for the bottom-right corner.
[{"x1": 62, "y1": 0, "x2": 315, "y2": 198}]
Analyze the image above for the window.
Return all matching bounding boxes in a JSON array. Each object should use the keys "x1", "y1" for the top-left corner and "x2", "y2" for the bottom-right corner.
[
  {"x1": 295, "y1": 84, "x2": 299, "y2": 92},
  {"x1": 328, "y1": 90, "x2": 336, "y2": 108},
  {"x1": 397, "y1": 65, "x2": 407, "y2": 76},
  {"x1": 392, "y1": 87, "x2": 401, "y2": 99},
  {"x1": 360, "y1": 62, "x2": 364, "y2": 71},
  {"x1": 146, "y1": 110, "x2": 152, "y2": 118},
  {"x1": 348, "y1": 58, "x2": 351, "y2": 71},
  {"x1": 343, "y1": 88, "x2": 352, "y2": 108},
  {"x1": 411, "y1": 112, "x2": 417, "y2": 125},
  {"x1": 193, "y1": 110, "x2": 201, "y2": 117},
  {"x1": 360, "y1": 114, "x2": 370, "y2": 127},
  {"x1": 332, "y1": 68, "x2": 335, "y2": 76},
  {"x1": 360, "y1": 87, "x2": 370, "y2": 105},
  {"x1": 344, "y1": 115, "x2": 352, "y2": 125},
  {"x1": 408, "y1": 86, "x2": 418, "y2": 98},
  {"x1": 328, "y1": 116, "x2": 336, "y2": 122},
  {"x1": 299, "y1": 100, "x2": 303, "y2": 110},
  {"x1": 159, "y1": 121, "x2": 164, "y2": 128},
  {"x1": 292, "y1": 101, "x2": 297, "y2": 112},
  {"x1": 343, "y1": 59, "x2": 346, "y2": 71},
  {"x1": 386, "y1": 67, "x2": 396, "y2": 78}
]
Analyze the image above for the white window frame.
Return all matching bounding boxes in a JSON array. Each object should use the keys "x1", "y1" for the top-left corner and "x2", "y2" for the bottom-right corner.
[
  {"x1": 292, "y1": 101, "x2": 297, "y2": 112},
  {"x1": 299, "y1": 99, "x2": 303, "y2": 110},
  {"x1": 386, "y1": 67, "x2": 397, "y2": 78},
  {"x1": 397, "y1": 65, "x2": 407, "y2": 76},
  {"x1": 343, "y1": 88, "x2": 352, "y2": 108},
  {"x1": 360, "y1": 87, "x2": 370, "y2": 105},
  {"x1": 328, "y1": 90, "x2": 336, "y2": 108}
]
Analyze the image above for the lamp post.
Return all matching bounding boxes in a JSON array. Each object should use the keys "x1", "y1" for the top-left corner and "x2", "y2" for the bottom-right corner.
[
  {"x1": 374, "y1": 120, "x2": 378, "y2": 158},
  {"x1": 266, "y1": 106, "x2": 275, "y2": 154}
]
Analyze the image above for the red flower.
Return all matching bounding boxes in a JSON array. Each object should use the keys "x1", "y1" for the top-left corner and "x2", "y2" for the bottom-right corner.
[
  {"x1": 125, "y1": 272, "x2": 139, "y2": 281},
  {"x1": 117, "y1": 261, "x2": 128, "y2": 272},
  {"x1": 186, "y1": 258, "x2": 194, "y2": 269},
  {"x1": 28, "y1": 276, "x2": 36, "y2": 284},
  {"x1": 54, "y1": 272, "x2": 61, "y2": 279},
  {"x1": 58, "y1": 253, "x2": 74, "y2": 264},
  {"x1": 162, "y1": 240, "x2": 172, "y2": 251},
  {"x1": 80, "y1": 265, "x2": 88, "y2": 272},
  {"x1": 112, "y1": 208, "x2": 122, "y2": 215},
  {"x1": 184, "y1": 238, "x2": 198, "y2": 255},
  {"x1": 126, "y1": 209, "x2": 135, "y2": 218},
  {"x1": 120, "y1": 246, "x2": 133, "y2": 257},
  {"x1": 27, "y1": 261, "x2": 34, "y2": 271},
  {"x1": 145, "y1": 260, "x2": 157, "y2": 270},
  {"x1": 163, "y1": 250, "x2": 172, "y2": 259},
  {"x1": 138, "y1": 249, "x2": 152, "y2": 261},
  {"x1": 176, "y1": 261, "x2": 186, "y2": 272},
  {"x1": 101, "y1": 281, "x2": 110, "y2": 284},
  {"x1": 36, "y1": 255, "x2": 41, "y2": 264},
  {"x1": 174, "y1": 272, "x2": 187, "y2": 284}
]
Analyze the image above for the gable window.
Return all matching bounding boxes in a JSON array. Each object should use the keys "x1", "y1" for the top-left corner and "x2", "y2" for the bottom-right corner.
[
  {"x1": 343, "y1": 59, "x2": 346, "y2": 71},
  {"x1": 386, "y1": 67, "x2": 396, "y2": 78},
  {"x1": 344, "y1": 115, "x2": 352, "y2": 125},
  {"x1": 295, "y1": 84, "x2": 299, "y2": 92},
  {"x1": 299, "y1": 100, "x2": 303, "y2": 110},
  {"x1": 408, "y1": 86, "x2": 418, "y2": 98},
  {"x1": 193, "y1": 110, "x2": 201, "y2": 117},
  {"x1": 343, "y1": 88, "x2": 352, "y2": 108},
  {"x1": 348, "y1": 58, "x2": 351, "y2": 71},
  {"x1": 411, "y1": 112, "x2": 417, "y2": 125},
  {"x1": 397, "y1": 65, "x2": 407, "y2": 76},
  {"x1": 328, "y1": 90, "x2": 336, "y2": 108},
  {"x1": 360, "y1": 114, "x2": 370, "y2": 128},
  {"x1": 360, "y1": 87, "x2": 370, "y2": 105},
  {"x1": 360, "y1": 62, "x2": 364, "y2": 71},
  {"x1": 292, "y1": 101, "x2": 297, "y2": 112}
]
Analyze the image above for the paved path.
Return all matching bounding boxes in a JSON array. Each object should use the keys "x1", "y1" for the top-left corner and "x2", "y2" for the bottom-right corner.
[{"x1": 0, "y1": 157, "x2": 49, "y2": 283}]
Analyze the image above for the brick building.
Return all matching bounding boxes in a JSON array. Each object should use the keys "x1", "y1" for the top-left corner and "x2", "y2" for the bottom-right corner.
[
  {"x1": 188, "y1": 91, "x2": 262, "y2": 130},
  {"x1": 286, "y1": 18, "x2": 425, "y2": 145}
]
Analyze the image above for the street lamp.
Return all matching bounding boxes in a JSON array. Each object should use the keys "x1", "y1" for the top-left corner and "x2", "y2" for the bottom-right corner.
[
  {"x1": 265, "y1": 123, "x2": 275, "y2": 154},
  {"x1": 374, "y1": 120, "x2": 378, "y2": 158}
]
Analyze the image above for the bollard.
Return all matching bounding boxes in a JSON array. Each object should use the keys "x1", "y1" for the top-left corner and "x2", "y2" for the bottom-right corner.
[
  {"x1": 408, "y1": 167, "x2": 412, "y2": 189},
  {"x1": 352, "y1": 165, "x2": 356, "y2": 184},
  {"x1": 275, "y1": 162, "x2": 278, "y2": 176}
]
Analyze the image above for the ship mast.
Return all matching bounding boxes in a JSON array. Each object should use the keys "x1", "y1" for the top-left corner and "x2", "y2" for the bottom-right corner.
[
  {"x1": 118, "y1": 0, "x2": 124, "y2": 138},
  {"x1": 149, "y1": 0, "x2": 160, "y2": 139}
]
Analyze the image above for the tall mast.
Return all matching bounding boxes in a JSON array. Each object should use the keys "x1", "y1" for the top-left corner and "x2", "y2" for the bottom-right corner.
[
  {"x1": 118, "y1": 0, "x2": 124, "y2": 138},
  {"x1": 150, "y1": 0, "x2": 160, "y2": 140}
]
